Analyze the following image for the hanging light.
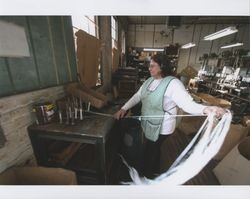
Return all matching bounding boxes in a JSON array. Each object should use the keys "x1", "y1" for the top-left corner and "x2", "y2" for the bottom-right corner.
[
  {"x1": 181, "y1": 42, "x2": 196, "y2": 49},
  {"x1": 221, "y1": 42, "x2": 243, "y2": 49},
  {"x1": 204, "y1": 26, "x2": 238, "y2": 41},
  {"x1": 143, "y1": 48, "x2": 164, "y2": 52}
]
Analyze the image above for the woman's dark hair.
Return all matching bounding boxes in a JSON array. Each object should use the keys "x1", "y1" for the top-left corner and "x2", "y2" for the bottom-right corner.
[{"x1": 151, "y1": 54, "x2": 173, "y2": 77}]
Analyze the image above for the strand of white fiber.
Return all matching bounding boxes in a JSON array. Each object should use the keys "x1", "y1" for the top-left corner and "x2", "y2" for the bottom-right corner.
[
  {"x1": 121, "y1": 111, "x2": 232, "y2": 185},
  {"x1": 86, "y1": 110, "x2": 206, "y2": 119}
]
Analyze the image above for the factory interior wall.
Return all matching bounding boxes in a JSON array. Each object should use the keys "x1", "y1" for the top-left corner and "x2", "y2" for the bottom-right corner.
[
  {"x1": 0, "y1": 16, "x2": 78, "y2": 97},
  {"x1": 0, "y1": 86, "x2": 66, "y2": 173},
  {"x1": 0, "y1": 16, "x2": 79, "y2": 173},
  {"x1": 0, "y1": 16, "x2": 249, "y2": 175},
  {"x1": 127, "y1": 23, "x2": 249, "y2": 73},
  {"x1": 0, "y1": 16, "x2": 118, "y2": 174}
]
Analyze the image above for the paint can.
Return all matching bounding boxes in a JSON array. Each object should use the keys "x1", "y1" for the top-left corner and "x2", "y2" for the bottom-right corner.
[{"x1": 33, "y1": 102, "x2": 55, "y2": 125}]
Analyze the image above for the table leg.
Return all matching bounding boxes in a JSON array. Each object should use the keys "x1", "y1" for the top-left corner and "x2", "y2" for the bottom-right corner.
[{"x1": 96, "y1": 139, "x2": 106, "y2": 184}]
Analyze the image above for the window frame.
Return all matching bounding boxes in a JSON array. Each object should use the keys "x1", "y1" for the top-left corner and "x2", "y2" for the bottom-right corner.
[{"x1": 111, "y1": 16, "x2": 118, "y2": 49}]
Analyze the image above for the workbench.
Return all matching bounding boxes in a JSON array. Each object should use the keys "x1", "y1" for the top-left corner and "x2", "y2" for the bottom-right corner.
[{"x1": 28, "y1": 106, "x2": 120, "y2": 185}]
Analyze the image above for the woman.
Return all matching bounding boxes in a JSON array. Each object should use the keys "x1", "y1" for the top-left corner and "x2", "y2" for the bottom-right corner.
[{"x1": 114, "y1": 54, "x2": 225, "y2": 178}]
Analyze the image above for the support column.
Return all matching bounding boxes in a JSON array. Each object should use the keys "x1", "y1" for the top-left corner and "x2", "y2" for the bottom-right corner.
[{"x1": 99, "y1": 16, "x2": 112, "y2": 93}]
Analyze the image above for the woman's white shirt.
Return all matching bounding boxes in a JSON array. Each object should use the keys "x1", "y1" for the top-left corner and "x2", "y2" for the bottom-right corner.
[{"x1": 121, "y1": 78, "x2": 207, "y2": 135}]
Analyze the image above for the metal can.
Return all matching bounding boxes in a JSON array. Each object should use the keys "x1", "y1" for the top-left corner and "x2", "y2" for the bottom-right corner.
[{"x1": 33, "y1": 102, "x2": 55, "y2": 125}]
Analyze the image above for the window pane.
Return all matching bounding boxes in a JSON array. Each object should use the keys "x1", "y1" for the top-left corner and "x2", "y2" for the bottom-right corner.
[
  {"x1": 86, "y1": 16, "x2": 95, "y2": 23},
  {"x1": 89, "y1": 22, "x2": 96, "y2": 37},
  {"x1": 111, "y1": 16, "x2": 118, "y2": 49}
]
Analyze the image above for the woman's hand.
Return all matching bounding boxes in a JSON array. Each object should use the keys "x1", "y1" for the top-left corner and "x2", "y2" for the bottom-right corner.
[
  {"x1": 203, "y1": 106, "x2": 226, "y2": 118},
  {"x1": 114, "y1": 109, "x2": 127, "y2": 120}
]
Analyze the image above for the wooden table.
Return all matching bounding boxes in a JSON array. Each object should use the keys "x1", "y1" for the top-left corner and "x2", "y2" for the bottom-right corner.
[{"x1": 28, "y1": 106, "x2": 119, "y2": 185}]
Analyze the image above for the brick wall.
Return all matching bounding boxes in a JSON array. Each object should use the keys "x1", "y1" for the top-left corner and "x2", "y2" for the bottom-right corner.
[{"x1": 0, "y1": 86, "x2": 66, "y2": 173}]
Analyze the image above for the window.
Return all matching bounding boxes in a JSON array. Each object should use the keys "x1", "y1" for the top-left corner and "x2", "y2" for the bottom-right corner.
[
  {"x1": 111, "y1": 16, "x2": 118, "y2": 49},
  {"x1": 71, "y1": 15, "x2": 102, "y2": 86}
]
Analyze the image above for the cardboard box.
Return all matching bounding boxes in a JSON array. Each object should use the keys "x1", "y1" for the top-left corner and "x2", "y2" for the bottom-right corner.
[
  {"x1": 195, "y1": 93, "x2": 231, "y2": 108},
  {"x1": 75, "y1": 30, "x2": 101, "y2": 88},
  {"x1": 213, "y1": 124, "x2": 249, "y2": 160},
  {"x1": 178, "y1": 66, "x2": 198, "y2": 79},
  {"x1": 177, "y1": 115, "x2": 206, "y2": 135},
  {"x1": 213, "y1": 137, "x2": 250, "y2": 185},
  {"x1": 0, "y1": 166, "x2": 77, "y2": 185},
  {"x1": 66, "y1": 82, "x2": 107, "y2": 109}
]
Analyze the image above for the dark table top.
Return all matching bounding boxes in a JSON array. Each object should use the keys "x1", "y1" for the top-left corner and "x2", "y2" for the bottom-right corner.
[{"x1": 28, "y1": 105, "x2": 118, "y2": 140}]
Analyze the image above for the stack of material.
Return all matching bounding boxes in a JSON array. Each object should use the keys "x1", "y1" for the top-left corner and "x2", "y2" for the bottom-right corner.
[
  {"x1": 112, "y1": 67, "x2": 139, "y2": 98},
  {"x1": 178, "y1": 66, "x2": 198, "y2": 87},
  {"x1": 112, "y1": 67, "x2": 138, "y2": 83},
  {"x1": 178, "y1": 66, "x2": 198, "y2": 79},
  {"x1": 66, "y1": 82, "x2": 107, "y2": 109},
  {"x1": 194, "y1": 93, "x2": 231, "y2": 108}
]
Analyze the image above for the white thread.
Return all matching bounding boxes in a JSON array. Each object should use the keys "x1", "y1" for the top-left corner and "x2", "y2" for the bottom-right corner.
[
  {"x1": 121, "y1": 111, "x2": 232, "y2": 185},
  {"x1": 86, "y1": 110, "x2": 205, "y2": 119}
]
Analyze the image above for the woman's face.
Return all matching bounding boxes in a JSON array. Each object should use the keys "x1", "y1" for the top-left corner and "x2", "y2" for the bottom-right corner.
[{"x1": 149, "y1": 60, "x2": 162, "y2": 79}]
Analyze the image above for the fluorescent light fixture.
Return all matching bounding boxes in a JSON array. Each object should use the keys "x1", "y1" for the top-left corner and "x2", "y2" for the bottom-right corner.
[
  {"x1": 221, "y1": 42, "x2": 243, "y2": 49},
  {"x1": 181, "y1": 42, "x2": 196, "y2": 49},
  {"x1": 143, "y1": 48, "x2": 164, "y2": 52},
  {"x1": 204, "y1": 26, "x2": 238, "y2": 41}
]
